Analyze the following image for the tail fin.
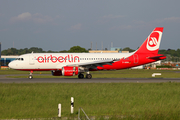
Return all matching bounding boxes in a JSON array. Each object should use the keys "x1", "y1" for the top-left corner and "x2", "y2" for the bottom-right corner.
[{"x1": 135, "y1": 27, "x2": 163, "y2": 54}]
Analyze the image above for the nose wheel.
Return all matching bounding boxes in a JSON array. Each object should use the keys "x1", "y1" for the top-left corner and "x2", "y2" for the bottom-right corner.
[
  {"x1": 29, "y1": 75, "x2": 33, "y2": 79},
  {"x1": 29, "y1": 71, "x2": 33, "y2": 79}
]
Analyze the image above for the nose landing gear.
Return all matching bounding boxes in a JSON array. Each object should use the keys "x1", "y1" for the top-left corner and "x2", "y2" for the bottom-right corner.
[{"x1": 29, "y1": 71, "x2": 33, "y2": 79}]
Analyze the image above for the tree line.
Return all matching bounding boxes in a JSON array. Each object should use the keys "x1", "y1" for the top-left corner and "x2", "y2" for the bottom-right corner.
[
  {"x1": 1, "y1": 46, "x2": 180, "y2": 59},
  {"x1": 1, "y1": 46, "x2": 88, "y2": 55}
]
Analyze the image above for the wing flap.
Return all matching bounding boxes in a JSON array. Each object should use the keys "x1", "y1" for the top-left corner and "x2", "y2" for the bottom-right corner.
[{"x1": 67, "y1": 60, "x2": 117, "y2": 69}]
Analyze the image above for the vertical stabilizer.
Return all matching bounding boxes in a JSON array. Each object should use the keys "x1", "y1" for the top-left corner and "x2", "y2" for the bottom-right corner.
[{"x1": 135, "y1": 27, "x2": 163, "y2": 54}]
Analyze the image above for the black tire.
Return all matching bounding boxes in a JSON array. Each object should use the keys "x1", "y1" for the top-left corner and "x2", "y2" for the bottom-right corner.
[
  {"x1": 29, "y1": 75, "x2": 33, "y2": 79},
  {"x1": 86, "y1": 74, "x2": 92, "y2": 79},
  {"x1": 78, "y1": 74, "x2": 84, "y2": 79}
]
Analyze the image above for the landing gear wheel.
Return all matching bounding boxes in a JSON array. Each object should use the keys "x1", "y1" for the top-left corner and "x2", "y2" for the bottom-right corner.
[
  {"x1": 29, "y1": 75, "x2": 33, "y2": 79},
  {"x1": 78, "y1": 74, "x2": 84, "y2": 79},
  {"x1": 86, "y1": 74, "x2": 92, "y2": 79},
  {"x1": 29, "y1": 71, "x2": 33, "y2": 79}
]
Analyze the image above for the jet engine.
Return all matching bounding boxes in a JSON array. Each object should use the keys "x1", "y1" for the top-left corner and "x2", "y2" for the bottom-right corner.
[{"x1": 62, "y1": 66, "x2": 79, "y2": 76}]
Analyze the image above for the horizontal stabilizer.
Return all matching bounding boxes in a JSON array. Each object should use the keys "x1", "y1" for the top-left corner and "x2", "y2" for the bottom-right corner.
[{"x1": 147, "y1": 55, "x2": 166, "y2": 60}]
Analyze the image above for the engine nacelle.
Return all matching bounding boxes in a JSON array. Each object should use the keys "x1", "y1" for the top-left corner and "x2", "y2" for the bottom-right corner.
[
  {"x1": 51, "y1": 70, "x2": 62, "y2": 76},
  {"x1": 62, "y1": 66, "x2": 79, "y2": 76}
]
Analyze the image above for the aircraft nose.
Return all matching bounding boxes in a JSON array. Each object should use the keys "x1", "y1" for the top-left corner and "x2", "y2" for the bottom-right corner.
[{"x1": 8, "y1": 61, "x2": 16, "y2": 69}]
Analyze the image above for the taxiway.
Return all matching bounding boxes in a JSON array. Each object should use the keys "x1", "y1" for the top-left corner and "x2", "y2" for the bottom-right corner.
[{"x1": 0, "y1": 78, "x2": 180, "y2": 83}]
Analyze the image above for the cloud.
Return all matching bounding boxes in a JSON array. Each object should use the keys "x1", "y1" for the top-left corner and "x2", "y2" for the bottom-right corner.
[
  {"x1": 69, "y1": 23, "x2": 82, "y2": 30},
  {"x1": 10, "y1": 12, "x2": 32, "y2": 22},
  {"x1": 108, "y1": 17, "x2": 180, "y2": 31},
  {"x1": 155, "y1": 17, "x2": 180, "y2": 23},
  {"x1": 10, "y1": 12, "x2": 53, "y2": 23},
  {"x1": 130, "y1": 17, "x2": 180, "y2": 29}
]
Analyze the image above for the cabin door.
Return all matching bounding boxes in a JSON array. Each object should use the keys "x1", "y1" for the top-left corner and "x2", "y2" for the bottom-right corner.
[
  {"x1": 133, "y1": 54, "x2": 139, "y2": 64},
  {"x1": 29, "y1": 55, "x2": 35, "y2": 65}
]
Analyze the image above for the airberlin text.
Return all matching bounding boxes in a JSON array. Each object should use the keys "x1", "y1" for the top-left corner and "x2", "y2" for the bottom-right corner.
[{"x1": 37, "y1": 55, "x2": 80, "y2": 63}]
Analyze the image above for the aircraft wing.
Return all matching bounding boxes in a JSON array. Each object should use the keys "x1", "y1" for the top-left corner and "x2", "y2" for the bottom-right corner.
[{"x1": 67, "y1": 59, "x2": 119, "y2": 69}]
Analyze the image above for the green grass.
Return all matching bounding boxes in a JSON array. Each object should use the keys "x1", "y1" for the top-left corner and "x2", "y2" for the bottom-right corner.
[
  {"x1": 0, "y1": 69, "x2": 50, "y2": 75},
  {"x1": 1, "y1": 69, "x2": 180, "y2": 119},
  {"x1": 0, "y1": 83, "x2": 180, "y2": 119},
  {"x1": 2, "y1": 69, "x2": 180, "y2": 78}
]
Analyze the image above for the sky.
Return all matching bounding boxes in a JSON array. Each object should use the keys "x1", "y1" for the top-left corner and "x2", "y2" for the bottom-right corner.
[{"x1": 0, "y1": 0, "x2": 180, "y2": 51}]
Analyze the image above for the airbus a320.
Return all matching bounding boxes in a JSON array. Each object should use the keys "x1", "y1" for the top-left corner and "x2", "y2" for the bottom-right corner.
[{"x1": 8, "y1": 27, "x2": 166, "y2": 79}]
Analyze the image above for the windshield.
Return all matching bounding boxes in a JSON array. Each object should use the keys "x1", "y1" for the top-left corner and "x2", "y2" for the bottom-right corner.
[{"x1": 15, "y1": 58, "x2": 24, "y2": 61}]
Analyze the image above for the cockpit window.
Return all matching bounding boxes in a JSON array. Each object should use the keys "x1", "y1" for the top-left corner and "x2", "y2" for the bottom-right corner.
[{"x1": 15, "y1": 58, "x2": 24, "y2": 61}]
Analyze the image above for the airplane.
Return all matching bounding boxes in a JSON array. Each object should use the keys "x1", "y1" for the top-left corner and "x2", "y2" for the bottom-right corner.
[{"x1": 8, "y1": 27, "x2": 166, "y2": 79}]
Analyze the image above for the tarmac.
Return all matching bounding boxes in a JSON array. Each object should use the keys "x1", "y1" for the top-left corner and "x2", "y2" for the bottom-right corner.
[{"x1": 0, "y1": 75, "x2": 180, "y2": 83}]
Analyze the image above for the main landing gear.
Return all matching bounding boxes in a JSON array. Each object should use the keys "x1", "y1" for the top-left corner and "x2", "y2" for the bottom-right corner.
[
  {"x1": 78, "y1": 73, "x2": 84, "y2": 79},
  {"x1": 29, "y1": 71, "x2": 33, "y2": 79},
  {"x1": 28, "y1": 70, "x2": 92, "y2": 79},
  {"x1": 78, "y1": 73, "x2": 92, "y2": 79},
  {"x1": 86, "y1": 74, "x2": 92, "y2": 79}
]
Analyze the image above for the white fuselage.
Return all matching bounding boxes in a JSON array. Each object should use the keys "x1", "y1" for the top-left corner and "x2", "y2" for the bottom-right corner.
[{"x1": 9, "y1": 52, "x2": 134, "y2": 70}]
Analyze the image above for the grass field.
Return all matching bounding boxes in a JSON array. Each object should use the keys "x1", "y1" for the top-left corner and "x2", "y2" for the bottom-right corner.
[
  {"x1": 1, "y1": 69, "x2": 180, "y2": 78},
  {"x1": 0, "y1": 69, "x2": 180, "y2": 119},
  {"x1": 0, "y1": 83, "x2": 180, "y2": 119}
]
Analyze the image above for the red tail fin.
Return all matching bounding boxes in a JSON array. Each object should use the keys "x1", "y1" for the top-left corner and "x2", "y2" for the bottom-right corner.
[{"x1": 135, "y1": 27, "x2": 163, "y2": 54}]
